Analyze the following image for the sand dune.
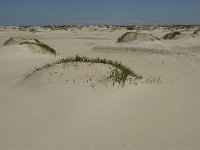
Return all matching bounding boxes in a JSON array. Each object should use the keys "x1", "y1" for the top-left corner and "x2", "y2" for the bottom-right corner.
[
  {"x1": 117, "y1": 32, "x2": 159, "y2": 43},
  {"x1": 17, "y1": 56, "x2": 141, "y2": 89},
  {"x1": 4, "y1": 37, "x2": 56, "y2": 55},
  {"x1": 0, "y1": 26, "x2": 200, "y2": 150},
  {"x1": 17, "y1": 62, "x2": 121, "y2": 89},
  {"x1": 0, "y1": 38, "x2": 57, "y2": 88}
]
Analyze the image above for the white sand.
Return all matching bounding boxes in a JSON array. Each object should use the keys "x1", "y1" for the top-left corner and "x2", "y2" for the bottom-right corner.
[{"x1": 0, "y1": 26, "x2": 200, "y2": 150}]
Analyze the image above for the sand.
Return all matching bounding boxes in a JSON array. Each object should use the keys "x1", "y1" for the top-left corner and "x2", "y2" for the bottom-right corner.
[{"x1": 0, "y1": 26, "x2": 200, "y2": 150}]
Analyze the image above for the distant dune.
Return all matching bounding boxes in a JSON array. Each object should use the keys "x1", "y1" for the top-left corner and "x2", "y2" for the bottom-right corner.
[
  {"x1": 4, "y1": 37, "x2": 56, "y2": 55},
  {"x1": 117, "y1": 32, "x2": 160, "y2": 43}
]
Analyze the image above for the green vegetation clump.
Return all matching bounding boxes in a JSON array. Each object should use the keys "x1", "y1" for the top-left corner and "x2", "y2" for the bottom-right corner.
[
  {"x1": 26, "y1": 55, "x2": 142, "y2": 86},
  {"x1": 163, "y1": 31, "x2": 181, "y2": 40},
  {"x1": 117, "y1": 32, "x2": 159, "y2": 43}
]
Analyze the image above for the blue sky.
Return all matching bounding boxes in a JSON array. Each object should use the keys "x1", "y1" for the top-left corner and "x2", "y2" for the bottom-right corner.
[{"x1": 0, "y1": 0, "x2": 200, "y2": 25}]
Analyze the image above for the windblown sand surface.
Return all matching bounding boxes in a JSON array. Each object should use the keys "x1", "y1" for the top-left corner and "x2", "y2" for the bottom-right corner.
[{"x1": 0, "y1": 26, "x2": 200, "y2": 150}]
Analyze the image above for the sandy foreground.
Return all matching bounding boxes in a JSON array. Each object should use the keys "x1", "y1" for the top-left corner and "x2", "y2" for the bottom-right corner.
[{"x1": 0, "y1": 26, "x2": 200, "y2": 150}]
